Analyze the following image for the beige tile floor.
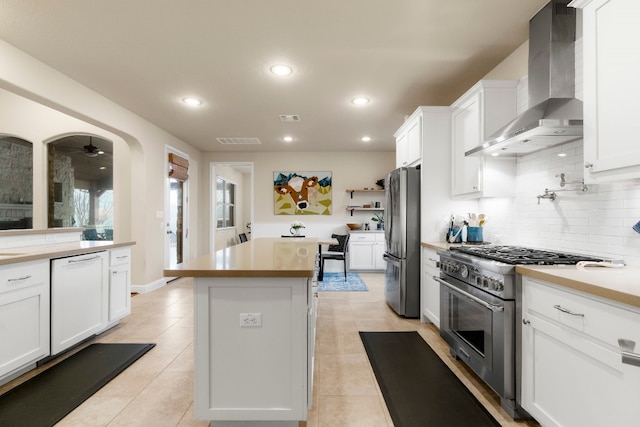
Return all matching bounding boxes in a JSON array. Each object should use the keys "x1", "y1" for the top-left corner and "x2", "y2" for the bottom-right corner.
[{"x1": 1, "y1": 273, "x2": 539, "y2": 426}]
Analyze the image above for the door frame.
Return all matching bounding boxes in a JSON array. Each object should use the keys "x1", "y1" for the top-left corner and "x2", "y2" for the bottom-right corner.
[
  {"x1": 164, "y1": 145, "x2": 190, "y2": 269},
  {"x1": 210, "y1": 162, "x2": 254, "y2": 253}
]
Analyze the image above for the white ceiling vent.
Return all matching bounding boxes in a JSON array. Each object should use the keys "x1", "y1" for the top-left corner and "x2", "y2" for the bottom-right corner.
[
  {"x1": 216, "y1": 137, "x2": 262, "y2": 145},
  {"x1": 279, "y1": 115, "x2": 301, "y2": 122}
]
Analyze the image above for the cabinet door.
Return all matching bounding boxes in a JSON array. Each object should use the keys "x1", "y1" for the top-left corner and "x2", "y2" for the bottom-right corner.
[
  {"x1": 51, "y1": 252, "x2": 108, "y2": 354},
  {"x1": 349, "y1": 242, "x2": 375, "y2": 270},
  {"x1": 373, "y1": 242, "x2": 386, "y2": 270},
  {"x1": 406, "y1": 116, "x2": 422, "y2": 166},
  {"x1": 109, "y1": 266, "x2": 131, "y2": 321},
  {"x1": 521, "y1": 279, "x2": 640, "y2": 427},
  {"x1": 0, "y1": 260, "x2": 50, "y2": 379},
  {"x1": 579, "y1": 0, "x2": 640, "y2": 182},
  {"x1": 396, "y1": 132, "x2": 409, "y2": 167},
  {"x1": 451, "y1": 94, "x2": 482, "y2": 196},
  {"x1": 421, "y1": 248, "x2": 440, "y2": 327}
]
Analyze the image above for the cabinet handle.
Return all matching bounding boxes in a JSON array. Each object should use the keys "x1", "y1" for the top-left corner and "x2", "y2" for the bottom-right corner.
[
  {"x1": 116, "y1": 255, "x2": 128, "y2": 260},
  {"x1": 522, "y1": 318, "x2": 530, "y2": 325},
  {"x1": 584, "y1": 162, "x2": 593, "y2": 169},
  {"x1": 7, "y1": 275, "x2": 32, "y2": 283},
  {"x1": 553, "y1": 304, "x2": 584, "y2": 317},
  {"x1": 618, "y1": 339, "x2": 640, "y2": 367},
  {"x1": 67, "y1": 254, "x2": 101, "y2": 263}
]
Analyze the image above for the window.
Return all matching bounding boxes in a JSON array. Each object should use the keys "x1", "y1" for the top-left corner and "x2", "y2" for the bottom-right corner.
[
  {"x1": 216, "y1": 177, "x2": 235, "y2": 229},
  {"x1": 47, "y1": 135, "x2": 113, "y2": 239}
]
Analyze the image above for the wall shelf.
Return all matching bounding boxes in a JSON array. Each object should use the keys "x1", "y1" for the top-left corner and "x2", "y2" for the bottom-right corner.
[
  {"x1": 346, "y1": 207, "x2": 384, "y2": 216},
  {"x1": 345, "y1": 189, "x2": 384, "y2": 199}
]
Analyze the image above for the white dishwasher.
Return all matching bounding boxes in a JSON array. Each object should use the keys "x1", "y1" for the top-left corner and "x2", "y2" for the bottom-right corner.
[{"x1": 51, "y1": 251, "x2": 108, "y2": 355}]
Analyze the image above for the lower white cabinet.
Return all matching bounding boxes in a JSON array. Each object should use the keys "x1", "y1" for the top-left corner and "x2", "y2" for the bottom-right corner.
[
  {"x1": 349, "y1": 232, "x2": 385, "y2": 270},
  {"x1": 421, "y1": 247, "x2": 440, "y2": 327},
  {"x1": 51, "y1": 252, "x2": 108, "y2": 355},
  {"x1": 108, "y1": 247, "x2": 132, "y2": 321},
  {"x1": 194, "y1": 276, "x2": 311, "y2": 422},
  {"x1": 521, "y1": 277, "x2": 640, "y2": 427},
  {"x1": 0, "y1": 260, "x2": 50, "y2": 381}
]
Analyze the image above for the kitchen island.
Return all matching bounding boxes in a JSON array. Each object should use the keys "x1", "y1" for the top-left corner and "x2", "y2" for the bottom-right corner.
[{"x1": 164, "y1": 238, "x2": 319, "y2": 427}]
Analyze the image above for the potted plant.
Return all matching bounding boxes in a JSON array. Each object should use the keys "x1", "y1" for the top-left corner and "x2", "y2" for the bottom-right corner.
[
  {"x1": 371, "y1": 213, "x2": 384, "y2": 230},
  {"x1": 290, "y1": 220, "x2": 305, "y2": 236}
]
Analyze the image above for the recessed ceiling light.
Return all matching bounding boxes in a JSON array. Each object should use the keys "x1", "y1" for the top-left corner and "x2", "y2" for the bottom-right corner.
[
  {"x1": 283, "y1": 136, "x2": 294, "y2": 142},
  {"x1": 270, "y1": 65, "x2": 293, "y2": 76},
  {"x1": 182, "y1": 97, "x2": 203, "y2": 107},
  {"x1": 351, "y1": 97, "x2": 369, "y2": 105},
  {"x1": 99, "y1": 166, "x2": 107, "y2": 170},
  {"x1": 491, "y1": 152, "x2": 500, "y2": 157},
  {"x1": 558, "y1": 153, "x2": 567, "y2": 157},
  {"x1": 361, "y1": 136, "x2": 372, "y2": 142}
]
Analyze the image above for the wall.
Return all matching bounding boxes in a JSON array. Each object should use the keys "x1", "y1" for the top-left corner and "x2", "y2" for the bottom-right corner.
[
  {"x1": 199, "y1": 151, "x2": 395, "y2": 254},
  {"x1": 0, "y1": 40, "x2": 202, "y2": 288}
]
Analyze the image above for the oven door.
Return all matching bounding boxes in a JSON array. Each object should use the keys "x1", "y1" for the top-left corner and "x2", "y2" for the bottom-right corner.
[{"x1": 436, "y1": 274, "x2": 514, "y2": 399}]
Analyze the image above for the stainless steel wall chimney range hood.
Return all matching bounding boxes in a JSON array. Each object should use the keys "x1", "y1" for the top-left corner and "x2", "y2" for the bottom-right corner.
[{"x1": 466, "y1": 0, "x2": 582, "y2": 157}]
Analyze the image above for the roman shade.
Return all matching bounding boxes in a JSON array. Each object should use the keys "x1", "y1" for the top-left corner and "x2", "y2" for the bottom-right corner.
[{"x1": 168, "y1": 153, "x2": 189, "y2": 181}]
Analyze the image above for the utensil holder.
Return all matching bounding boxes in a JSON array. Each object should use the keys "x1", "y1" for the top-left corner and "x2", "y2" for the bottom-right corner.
[{"x1": 467, "y1": 226, "x2": 483, "y2": 243}]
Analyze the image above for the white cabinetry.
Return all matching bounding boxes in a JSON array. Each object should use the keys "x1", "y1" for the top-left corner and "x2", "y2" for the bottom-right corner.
[
  {"x1": 349, "y1": 233, "x2": 385, "y2": 271},
  {"x1": 571, "y1": 0, "x2": 640, "y2": 183},
  {"x1": 451, "y1": 80, "x2": 518, "y2": 198},
  {"x1": 0, "y1": 260, "x2": 49, "y2": 382},
  {"x1": 194, "y1": 276, "x2": 310, "y2": 422},
  {"x1": 394, "y1": 107, "x2": 423, "y2": 167},
  {"x1": 521, "y1": 277, "x2": 640, "y2": 427},
  {"x1": 421, "y1": 247, "x2": 440, "y2": 327},
  {"x1": 51, "y1": 252, "x2": 108, "y2": 355},
  {"x1": 108, "y1": 247, "x2": 131, "y2": 322}
]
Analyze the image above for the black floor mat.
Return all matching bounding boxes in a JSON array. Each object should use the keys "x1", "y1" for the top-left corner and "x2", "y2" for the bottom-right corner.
[
  {"x1": 0, "y1": 343, "x2": 155, "y2": 427},
  {"x1": 360, "y1": 331, "x2": 500, "y2": 427}
]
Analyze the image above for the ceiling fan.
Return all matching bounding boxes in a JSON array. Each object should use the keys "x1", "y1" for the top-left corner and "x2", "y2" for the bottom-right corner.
[{"x1": 83, "y1": 137, "x2": 104, "y2": 157}]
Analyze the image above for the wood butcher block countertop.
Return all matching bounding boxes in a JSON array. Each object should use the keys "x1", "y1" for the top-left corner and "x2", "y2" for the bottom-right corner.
[
  {"x1": 164, "y1": 238, "x2": 319, "y2": 278},
  {"x1": 422, "y1": 241, "x2": 640, "y2": 309},
  {"x1": 0, "y1": 240, "x2": 135, "y2": 266}
]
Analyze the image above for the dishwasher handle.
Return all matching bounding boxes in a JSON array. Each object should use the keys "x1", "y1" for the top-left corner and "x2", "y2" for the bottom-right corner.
[{"x1": 67, "y1": 254, "x2": 102, "y2": 264}]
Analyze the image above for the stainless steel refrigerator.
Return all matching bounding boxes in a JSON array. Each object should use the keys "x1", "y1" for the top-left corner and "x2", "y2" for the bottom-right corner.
[{"x1": 383, "y1": 166, "x2": 421, "y2": 318}]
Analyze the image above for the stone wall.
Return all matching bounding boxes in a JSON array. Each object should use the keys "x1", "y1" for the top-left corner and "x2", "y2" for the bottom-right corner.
[{"x1": 0, "y1": 139, "x2": 33, "y2": 227}]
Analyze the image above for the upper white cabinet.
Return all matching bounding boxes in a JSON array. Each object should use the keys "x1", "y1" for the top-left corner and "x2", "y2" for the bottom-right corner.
[
  {"x1": 521, "y1": 277, "x2": 640, "y2": 427},
  {"x1": 451, "y1": 80, "x2": 518, "y2": 198},
  {"x1": 394, "y1": 107, "x2": 424, "y2": 167},
  {"x1": 571, "y1": 0, "x2": 640, "y2": 183}
]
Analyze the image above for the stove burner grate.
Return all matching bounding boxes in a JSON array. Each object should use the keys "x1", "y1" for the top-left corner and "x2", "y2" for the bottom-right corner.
[{"x1": 450, "y1": 245, "x2": 604, "y2": 265}]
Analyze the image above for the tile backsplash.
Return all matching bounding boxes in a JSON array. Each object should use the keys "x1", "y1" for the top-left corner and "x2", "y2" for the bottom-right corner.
[{"x1": 480, "y1": 140, "x2": 640, "y2": 267}]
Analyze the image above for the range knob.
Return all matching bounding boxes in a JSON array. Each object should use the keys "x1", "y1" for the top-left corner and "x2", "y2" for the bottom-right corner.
[{"x1": 460, "y1": 264, "x2": 469, "y2": 278}]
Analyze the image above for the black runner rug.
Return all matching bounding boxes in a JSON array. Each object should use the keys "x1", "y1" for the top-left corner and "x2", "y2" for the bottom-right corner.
[
  {"x1": 0, "y1": 343, "x2": 155, "y2": 427},
  {"x1": 360, "y1": 331, "x2": 500, "y2": 427}
]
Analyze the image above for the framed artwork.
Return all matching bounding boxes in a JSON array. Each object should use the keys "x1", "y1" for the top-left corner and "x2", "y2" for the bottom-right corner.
[{"x1": 273, "y1": 171, "x2": 332, "y2": 215}]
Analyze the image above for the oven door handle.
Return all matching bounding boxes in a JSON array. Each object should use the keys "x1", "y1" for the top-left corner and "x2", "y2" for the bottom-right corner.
[{"x1": 433, "y1": 276, "x2": 504, "y2": 313}]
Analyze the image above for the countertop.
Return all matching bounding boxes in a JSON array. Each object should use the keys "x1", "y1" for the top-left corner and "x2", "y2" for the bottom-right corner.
[
  {"x1": 164, "y1": 238, "x2": 318, "y2": 278},
  {"x1": 422, "y1": 241, "x2": 640, "y2": 309},
  {"x1": 349, "y1": 230, "x2": 384, "y2": 234},
  {"x1": 0, "y1": 240, "x2": 136, "y2": 266},
  {"x1": 516, "y1": 264, "x2": 640, "y2": 309}
]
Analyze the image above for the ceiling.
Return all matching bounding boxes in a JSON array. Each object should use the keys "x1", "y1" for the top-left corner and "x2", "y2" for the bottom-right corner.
[{"x1": 0, "y1": 0, "x2": 548, "y2": 153}]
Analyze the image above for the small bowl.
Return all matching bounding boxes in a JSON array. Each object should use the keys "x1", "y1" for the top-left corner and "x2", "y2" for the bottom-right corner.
[{"x1": 347, "y1": 223, "x2": 362, "y2": 230}]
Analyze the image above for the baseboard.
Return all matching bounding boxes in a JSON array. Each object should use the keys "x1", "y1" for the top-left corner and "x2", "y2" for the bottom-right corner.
[{"x1": 131, "y1": 277, "x2": 169, "y2": 294}]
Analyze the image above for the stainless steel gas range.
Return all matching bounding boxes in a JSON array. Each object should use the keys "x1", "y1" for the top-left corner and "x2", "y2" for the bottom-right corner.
[{"x1": 435, "y1": 245, "x2": 604, "y2": 419}]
